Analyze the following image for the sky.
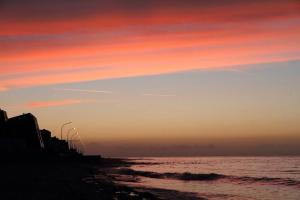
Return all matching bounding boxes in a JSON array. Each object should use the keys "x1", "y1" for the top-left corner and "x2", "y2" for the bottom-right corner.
[{"x1": 0, "y1": 0, "x2": 300, "y2": 156}]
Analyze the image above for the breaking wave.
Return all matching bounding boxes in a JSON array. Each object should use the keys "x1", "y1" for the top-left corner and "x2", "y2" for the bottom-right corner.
[
  {"x1": 118, "y1": 168, "x2": 226, "y2": 181},
  {"x1": 117, "y1": 168, "x2": 300, "y2": 187}
]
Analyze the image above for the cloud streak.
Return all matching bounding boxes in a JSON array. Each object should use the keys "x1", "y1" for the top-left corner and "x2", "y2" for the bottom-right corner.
[
  {"x1": 143, "y1": 93, "x2": 176, "y2": 97},
  {"x1": 26, "y1": 99, "x2": 82, "y2": 108},
  {"x1": 0, "y1": 0, "x2": 299, "y2": 91},
  {"x1": 54, "y1": 88, "x2": 112, "y2": 94},
  {"x1": 0, "y1": 86, "x2": 7, "y2": 92}
]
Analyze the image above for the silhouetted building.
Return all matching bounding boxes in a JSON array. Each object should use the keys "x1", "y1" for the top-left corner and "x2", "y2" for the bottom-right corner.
[
  {"x1": 49, "y1": 137, "x2": 69, "y2": 154},
  {"x1": 0, "y1": 109, "x2": 8, "y2": 125},
  {"x1": 1, "y1": 113, "x2": 44, "y2": 153},
  {"x1": 41, "y1": 129, "x2": 51, "y2": 148},
  {"x1": 0, "y1": 109, "x2": 8, "y2": 135},
  {"x1": 0, "y1": 109, "x2": 6, "y2": 137},
  {"x1": 40, "y1": 129, "x2": 71, "y2": 154},
  {"x1": 0, "y1": 109, "x2": 82, "y2": 158}
]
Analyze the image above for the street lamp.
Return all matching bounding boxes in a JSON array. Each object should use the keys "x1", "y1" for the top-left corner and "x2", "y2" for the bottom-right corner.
[
  {"x1": 67, "y1": 127, "x2": 76, "y2": 142},
  {"x1": 70, "y1": 131, "x2": 78, "y2": 149},
  {"x1": 70, "y1": 132, "x2": 85, "y2": 153},
  {"x1": 60, "y1": 122, "x2": 72, "y2": 140},
  {"x1": 76, "y1": 134, "x2": 86, "y2": 154}
]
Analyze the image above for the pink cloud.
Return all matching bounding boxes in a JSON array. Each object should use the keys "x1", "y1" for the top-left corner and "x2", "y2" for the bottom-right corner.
[
  {"x1": 0, "y1": 1, "x2": 299, "y2": 91},
  {"x1": 0, "y1": 86, "x2": 8, "y2": 92},
  {"x1": 26, "y1": 99, "x2": 82, "y2": 108}
]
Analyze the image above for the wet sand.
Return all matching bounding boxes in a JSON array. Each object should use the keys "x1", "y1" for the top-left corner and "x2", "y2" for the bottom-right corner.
[{"x1": 0, "y1": 158, "x2": 204, "y2": 200}]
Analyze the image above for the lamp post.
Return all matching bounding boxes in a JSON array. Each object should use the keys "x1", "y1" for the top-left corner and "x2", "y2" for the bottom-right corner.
[
  {"x1": 70, "y1": 131, "x2": 78, "y2": 149},
  {"x1": 67, "y1": 128, "x2": 76, "y2": 142},
  {"x1": 76, "y1": 134, "x2": 86, "y2": 154},
  {"x1": 70, "y1": 132, "x2": 85, "y2": 154},
  {"x1": 78, "y1": 135, "x2": 85, "y2": 153},
  {"x1": 60, "y1": 122, "x2": 72, "y2": 140}
]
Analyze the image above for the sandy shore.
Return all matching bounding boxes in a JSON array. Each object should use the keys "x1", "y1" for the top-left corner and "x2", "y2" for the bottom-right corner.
[
  {"x1": 99, "y1": 158, "x2": 206, "y2": 200},
  {"x1": 0, "y1": 158, "x2": 204, "y2": 200}
]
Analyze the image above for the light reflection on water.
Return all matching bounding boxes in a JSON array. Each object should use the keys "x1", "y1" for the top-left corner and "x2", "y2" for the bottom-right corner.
[{"x1": 128, "y1": 157, "x2": 300, "y2": 200}]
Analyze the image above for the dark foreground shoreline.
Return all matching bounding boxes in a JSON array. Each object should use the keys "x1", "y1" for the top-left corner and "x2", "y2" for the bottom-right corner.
[{"x1": 0, "y1": 158, "x2": 204, "y2": 200}]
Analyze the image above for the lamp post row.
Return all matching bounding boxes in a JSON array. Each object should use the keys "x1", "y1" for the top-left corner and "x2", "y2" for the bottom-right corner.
[
  {"x1": 60, "y1": 122, "x2": 85, "y2": 153},
  {"x1": 60, "y1": 121, "x2": 72, "y2": 140},
  {"x1": 67, "y1": 127, "x2": 76, "y2": 141},
  {"x1": 70, "y1": 132, "x2": 85, "y2": 153}
]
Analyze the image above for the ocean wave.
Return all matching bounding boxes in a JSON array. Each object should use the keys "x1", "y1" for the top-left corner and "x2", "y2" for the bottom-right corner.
[
  {"x1": 281, "y1": 170, "x2": 300, "y2": 174},
  {"x1": 117, "y1": 168, "x2": 224, "y2": 181},
  {"x1": 228, "y1": 176, "x2": 300, "y2": 187},
  {"x1": 117, "y1": 168, "x2": 300, "y2": 187}
]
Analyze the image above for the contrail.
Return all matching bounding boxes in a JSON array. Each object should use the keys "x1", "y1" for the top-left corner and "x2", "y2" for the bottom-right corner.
[
  {"x1": 54, "y1": 88, "x2": 112, "y2": 94},
  {"x1": 143, "y1": 93, "x2": 176, "y2": 97}
]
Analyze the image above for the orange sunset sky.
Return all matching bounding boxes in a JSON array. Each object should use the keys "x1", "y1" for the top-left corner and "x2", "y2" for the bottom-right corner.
[{"x1": 1, "y1": 0, "x2": 300, "y2": 156}]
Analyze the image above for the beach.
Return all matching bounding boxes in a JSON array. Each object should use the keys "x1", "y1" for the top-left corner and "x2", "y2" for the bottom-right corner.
[
  {"x1": 0, "y1": 158, "x2": 203, "y2": 200},
  {"x1": 0, "y1": 159, "x2": 148, "y2": 200},
  {"x1": 1, "y1": 157, "x2": 299, "y2": 200}
]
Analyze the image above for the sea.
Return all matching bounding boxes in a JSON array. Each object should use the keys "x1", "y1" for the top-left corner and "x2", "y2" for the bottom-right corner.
[{"x1": 126, "y1": 157, "x2": 300, "y2": 200}]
